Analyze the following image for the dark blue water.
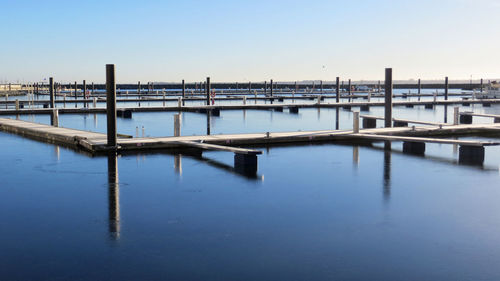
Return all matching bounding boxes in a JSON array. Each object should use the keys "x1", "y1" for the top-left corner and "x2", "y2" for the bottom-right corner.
[{"x1": 1, "y1": 95, "x2": 500, "y2": 280}]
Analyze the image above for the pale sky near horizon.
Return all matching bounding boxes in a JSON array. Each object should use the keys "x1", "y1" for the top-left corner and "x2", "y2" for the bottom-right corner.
[{"x1": 2, "y1": 0, "x2": 500, "y2": 83}]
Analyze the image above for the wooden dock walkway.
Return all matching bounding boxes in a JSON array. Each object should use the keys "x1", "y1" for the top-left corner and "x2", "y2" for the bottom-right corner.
[
  {"x1": 0, "y1": 98, "x2": 499, "y2": 116},
  {"x1": 1, "y1": 117, "x2": 500, "y2": 154}
]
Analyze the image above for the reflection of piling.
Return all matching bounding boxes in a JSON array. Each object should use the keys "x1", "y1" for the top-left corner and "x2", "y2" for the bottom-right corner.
[
  {"x1": 206, "y1": 111, "x2": 211, "y2": 135},
  {"x1": 174, "y1": 154, "x2": 182, "y2": 175},
  {"x1": 335, "y1": 108, "x2": 339, "y2": 130},
  {"x1": 107, "y1": 152, "x2": 120, "y2": 240},
  {"x1": 383, "y1": 149, "x2": 391, "y2": 201},
  {"x1": 353, "y1": 146, "x2": 359, "y2": 165}
]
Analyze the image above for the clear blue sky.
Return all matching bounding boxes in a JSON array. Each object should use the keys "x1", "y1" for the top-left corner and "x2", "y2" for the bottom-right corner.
[{"x1": 2, "y1": 0, "x2": 500, "y2": 83}]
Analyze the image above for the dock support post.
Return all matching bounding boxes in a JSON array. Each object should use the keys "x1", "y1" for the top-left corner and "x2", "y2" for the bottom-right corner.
[
  {"x1": 460, "y1": 113, "x2": 473, "y2": 124},
  {"x1": 480, "y1": 78, "x2": 484, "y2": 93},
  {"x1": 384, "y1": 68, "x2": 393, "y2": 128},
  {"x1": 336, "y1": 77, "x2": 340, "y2": 103},
  {"x1": 264, "y1": 81, "x2": 267, "y2": 95},
  {"x1": 206, "y1": 77, "x2": 211, "y2": 106},
  {"x1": 459, "y1": 145, "x2": 484, "y2": 165},
  {"x1": 403, "y1": 142, "x2": 425, "y2": 155},
  {"x1": 234, "y1": 153, "x2": 258, "y2": 176},
  {"x1": 174, "y1": 114, "x2": 181, "y2": 137},
  {"x1": 15, "y1": 99, "x2": 19, "y2": 110},
  {"x1": 93, "y1": 97, "x2": 97, "y2": 108},
  {"x1": 353, "y1": 111, "x2": 359, "y2": 133},
  {"x1": 243, "y1": 96, "x2": 247, "y2": 105},
  {"x1": 106, "y1": 64, "x2": 117, "y2": 148},
  {"x1": 453, "y1": 107, "x2": 459, "y2": 125},
  {"x1": 393, "y1": 121, "x2": 408, "y2": 127},
  {"x1": 445, "y1": 77, "x2": 449, "y2": 101},
  {"x1": 51, "y1": 109, "x2": 59, "y2": 127},
  {"x1": 178, "y1": 97, "x2": 182, "y2": 108},
  {"x1": 362, "y1": 117, "x2": 376, "y2": 129},
  {"x1": 49, "y1": 77, "x2": 55, "y2": 109},
  {"x1": 137, "y1": 81, "x2": 141, "y2": 95}
]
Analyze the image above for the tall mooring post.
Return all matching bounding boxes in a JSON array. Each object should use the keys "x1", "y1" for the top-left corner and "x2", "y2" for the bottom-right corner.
[
  {"x1": 336, "y1": 77, "x2": 340, "y2": 103},
  {"x1": 106, "y1": 64, "x2": 117, "y2": 148},
  {"x1": 445, "y1": 77, "x2": 449, "y2": 101},
  {"x1": 182, "y1": 79, "x2": 185, "y2": 106},
  {"x1": 348, "y1": 79, "x2": 352, "y2": 97},
  {"x1": 83, "y1": 80, "x2": 87, "y2": 108},
  {"x1": 385, "y1": 68, "x2": 393, "y2": 128},
  {"x1": 418, "y1": 79, "x2": 421, "y2": 95},
  {"x1": 270, "y1": 79, "x2": 273, "y2": 97},
  {"x1": 264, "y1": 81, "x2": 267, "y2": 95},
  {"x1": 137, "y1": 81, "x2": 141, "y2": 95},
  {"x1": 49, "y1": 77, "x2": 55, "y2": 109},
  {"x1": 206, "y1": 77, "x2": 211, "y2": 106},
  {"x1": 74, "y1": 81, "x2": 77, "y2": 100},
  {"x1": 480, "y1": 78, "x2": 484, "y2": 93}
]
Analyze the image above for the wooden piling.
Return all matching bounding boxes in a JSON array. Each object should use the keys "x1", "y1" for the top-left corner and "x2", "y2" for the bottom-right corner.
[
  {"x1": 182, "y1": 80, "x2": 185, "y2": 106},
  {"x1": 49, "y1": 77, "x2": 55, "y2": 109},
  {"x1": 137, "y1": 81, "x2": 141, "y2": 95},
  {"x1": 336, "y1": 77, "x2": 340, "y2": 103},
  {"x1": 206, "y1": 77, "x2": 211, "y2": 106},
  {"x1": 353, "y1": 111, "x2": 360, "y2": 133},
  {"x1": 445, "y1": 77, "x2": 449, "y2": 101},
  {"x1": 270, "y1": 79, "x2": 273, "y2": 97},
  {"x1": 174, "y1": 114, "x2": 181, "y2": 137},
  {"x1": 384, "y1": 68, "x2": 393, "y2": 128},
  {"x1": 106, "y1": 64, "x2": 117, "y2": 148},
  {"x1": 453, "y1": 107, "x2": 459, "y2": 125}
]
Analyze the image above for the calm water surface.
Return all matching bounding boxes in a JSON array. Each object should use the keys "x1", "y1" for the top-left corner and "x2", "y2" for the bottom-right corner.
[{"x1": 1, "y1": 95, "x2": 500, "y2": 281}]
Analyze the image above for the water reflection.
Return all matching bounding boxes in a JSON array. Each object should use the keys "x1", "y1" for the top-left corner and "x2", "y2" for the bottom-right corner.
[
  {"x1": 107, "y1": 153, "x2": 120, "y2": 240},
  {"x1": 206, "y1": 111, "x2": 211, "y2": 135},
  {"x1": 383, "y1": 149, "x2": 392, "y2": 202},
  {"x1": 444, "y1": 105, "x2": 448, "y2": 123},
  {"x1": 352, "y1": 145, "x2": 359, "y2": 166},
  {"x1": 174, "y1": 154, "x2": 182, "y2": 175},
  {"x1": 335, "y1": 108, "x2": 339, "y2": 130}
]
